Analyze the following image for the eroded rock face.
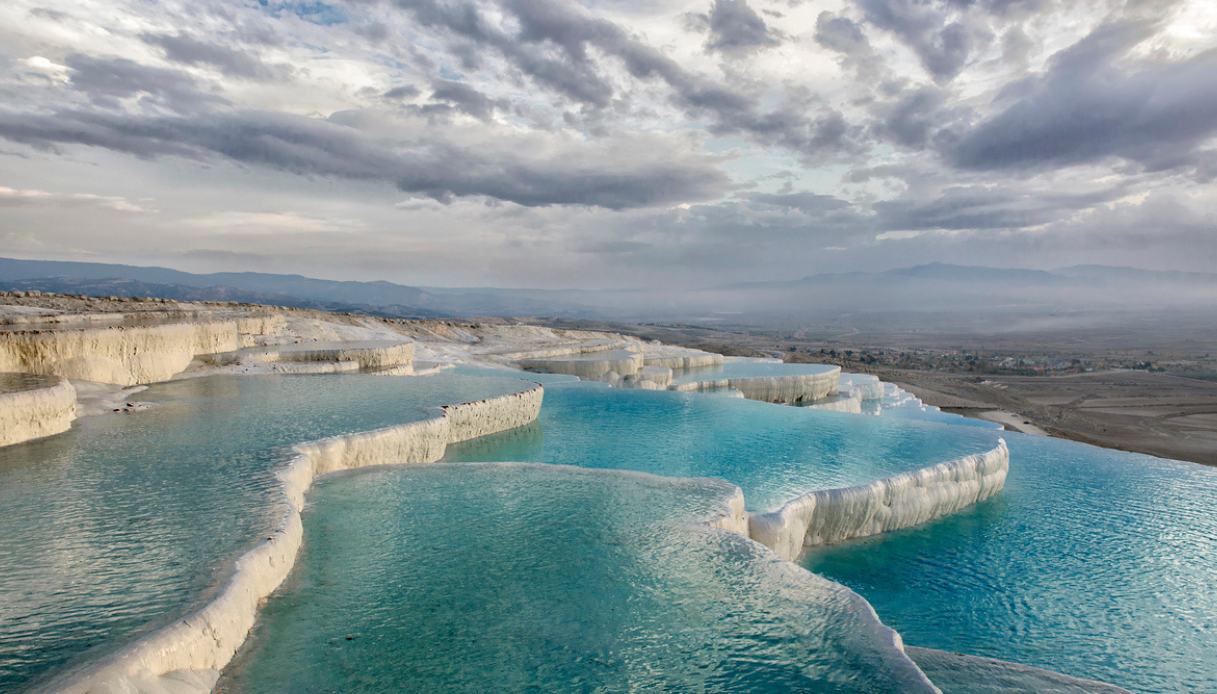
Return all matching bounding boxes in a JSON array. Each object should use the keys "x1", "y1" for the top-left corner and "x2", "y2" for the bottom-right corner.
[
  {"x1": 0, "y1": 318, "x2": 283, "y2": 386},
  {"x1": 749, "y1": 440, "x2": 1010, "y2": 561},
  {"x1": 0, "y1": 374, "x2": 76, "y2": 447}
]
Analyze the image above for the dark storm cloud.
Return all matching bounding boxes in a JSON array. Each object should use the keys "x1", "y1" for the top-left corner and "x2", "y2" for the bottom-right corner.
[
  {"x1": 856, "y1": 0, "x2": 986, "y2": 83},
  {"x1": 384, "y1": 84, "x2": 421, "y2": 100},
  {"x1": 64, "y1": 54, "x2": 227, "y2": 112},
  {"x1": 944, "y1": 20, "x2": 1217, "y2": 174},
  {"x1": 702, "y1": 0, "x2": 780, "y2": 54},
  {"x1": 396, "y1": 0, "x2": 616, "y2": 106},
  {"x1": 428, "y1": 79, "x2": 505, "y2": 120},
  {"x1": 871, "y1": 86, "x2": 954, "y2": 149},
  {"x1": 814, "y1": 12, "x2": 882, "y2": 80},
  {"x1": 0, "y1": 108, "x2": 728, "y2": 209},
  {"x1": 141, "y1": 33, "x2": 289, "y2": 80},
  {"x1": 393, "y1": 0, "x2": 856, "y2": 158}
]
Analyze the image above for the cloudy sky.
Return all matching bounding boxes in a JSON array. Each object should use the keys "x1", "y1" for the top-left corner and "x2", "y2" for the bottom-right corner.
[{"x1": 0, "y1": 0, "x2": 1214, "y2": 289}]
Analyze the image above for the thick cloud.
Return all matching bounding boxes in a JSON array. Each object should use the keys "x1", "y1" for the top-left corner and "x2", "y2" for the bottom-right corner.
[
  {"x1": 427, "y1": 78, "x2": 506, "y2": 120},
  {"x1": 64, "y1": 54, "x2": 227, "y2": 112},
  {"x1": 4, "y1": 0, "x2": 1217, "y2": 285},
  {"x1": 702, "y1": 0, "x2": 780, "y2": 54},
  {"x1": 857, "y1": 0, "x2": 986, "y2": 83},
  {"x1": 0, "y1": 107, "x2": 728, "y2": 208},
  {"x1": 815, "y1": 12, "x2": 882, "y2": 80},
  {"x1": 944, "y1": 20, "x2": 1217, "y2": 175},
  {"x1": 871, "y1": 87, "x2": 952, "y2": 149},
  {"x1": 142, "y1": 33, "x2": 288, "y2": 80},
  {"x1": 394, "y1": 0, "x2": 854, "y2": 158}
]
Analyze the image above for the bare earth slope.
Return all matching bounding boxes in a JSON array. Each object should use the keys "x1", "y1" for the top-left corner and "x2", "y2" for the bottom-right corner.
[{"x1": 881, "y1": 369, "x2": 1217, "y2": 465}]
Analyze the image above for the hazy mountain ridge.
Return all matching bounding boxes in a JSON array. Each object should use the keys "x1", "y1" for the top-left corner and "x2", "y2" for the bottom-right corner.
[{"x1": 2, "y1": 257, "x2": 1215, "y2": 325}]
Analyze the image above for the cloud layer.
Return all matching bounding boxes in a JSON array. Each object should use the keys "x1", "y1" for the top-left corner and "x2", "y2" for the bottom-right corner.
[{"x1": 0, "y1": 0, "x2": 1214, "y2": 287}]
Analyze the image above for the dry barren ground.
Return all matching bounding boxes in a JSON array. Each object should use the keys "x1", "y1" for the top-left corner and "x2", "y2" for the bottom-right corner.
[{"x1": 879, "y1": 369, "x2": 1217, "y2": 466}]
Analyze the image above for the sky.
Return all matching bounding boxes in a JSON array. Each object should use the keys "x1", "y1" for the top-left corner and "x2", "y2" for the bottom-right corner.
[{"x1": 0, "y1": 0, "x2": 1214, "y2": 289}]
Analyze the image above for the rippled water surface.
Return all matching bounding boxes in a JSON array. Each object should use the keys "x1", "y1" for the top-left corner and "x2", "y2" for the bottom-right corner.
[
  {"x1": 804, "y1": 432, "x2": 1217, "y2": 693},
  {"x1": 221, "y1": 463, "x2": 933, "y2": 693},
  {"x1": 0, "y1": 370, "x2": 534, "y2": 690},
  {"x1": 446, "y1": 381, "x2": 1002, "y2": 510}
]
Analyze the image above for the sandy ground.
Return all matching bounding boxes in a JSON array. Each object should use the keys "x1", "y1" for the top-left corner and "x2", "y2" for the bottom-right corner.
[{"x1": 881, "y1": 370, "x2": 1217, "y2": 466}]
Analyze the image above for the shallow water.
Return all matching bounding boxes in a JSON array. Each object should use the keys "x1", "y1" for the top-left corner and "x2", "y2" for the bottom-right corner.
[
  {"x1": 804, "y1": 432, "x2": 1217, "y2": 693},
  {"x1": 446, "y1": 381, "x2": 1002, "y2": 510},
  {"x1": 670, "y1": 357, "x2": 837, "y2": 385},
  {"x1": 0, "y1": 370, "x2": 535, "y2": 690},
  {"x1": 0, "y1": 372, "x2": 60, "y2": 393},
  {"x1": 7, "y1": 357, "x2": 1213, "y2": 693},
  {"x1": 220, "y1": 463, "x2": 933, "y2": 693}
]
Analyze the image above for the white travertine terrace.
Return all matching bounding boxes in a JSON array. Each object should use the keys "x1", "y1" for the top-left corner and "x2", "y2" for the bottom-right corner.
[
  {"x1": 635, "y1": 365, "x2": 674, "y2": 390},
  {"x1": 0, "y1": 316, "x2": 285, "y2": 386},
  {"x1": 515, "y1": 345, "x2": 726, "y2": 391},
  {"x1": 13, "y1": 316, "x2": 1022, "y2": 693},
  {"x1": 238, "y1": 341, "x2": 414, "y2": 372},
  {"x1": 519, "y1": 349, "x2": 644, "y2": 381},
  {"x1": 806, "y1": 392, "x2": 864, "y2": 414},
  {"x1": 49, "y1": 384, "x2": 544, "y2": 694},
  {"x1": 749, "y1": 440, "x2": 1010, "y2": 561},
  {"x1": 0, "y1": 374, "x2": 76, "y2": 447},
  {"x1": 839, "y1": 375, "x2": 885, "y2": 402},
  {"x1": 639, "y1": 345, "x2": 724, "y2": 371},
  {"x1": 485, "y1": 337, "x2": 629, "y2": 362},
  {"x1": 707, "y1": 486, "x2": 750, "y2": 536},
  {"x1": 266, "y1": 360, "x2": 362, "y2": 374},
  {"x1": 671, "y1": 368, "x2": 842, "y2": 405}
]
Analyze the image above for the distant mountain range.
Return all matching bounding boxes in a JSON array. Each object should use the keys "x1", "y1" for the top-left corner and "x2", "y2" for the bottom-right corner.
[
  {"x1": 0, "y1": 257, "x2": 611, "y2": 318},
  {"x1": 2, "y1": 257, "x2": 1215, "y2": 325},
  {"x1": 723, "y1": 262, "x2": 1217, "y2": 289}
]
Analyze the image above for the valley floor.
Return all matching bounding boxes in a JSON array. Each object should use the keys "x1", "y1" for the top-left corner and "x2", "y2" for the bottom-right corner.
[{"x1": 875, "y1": 369, "x2": 1217, "y2": 466}]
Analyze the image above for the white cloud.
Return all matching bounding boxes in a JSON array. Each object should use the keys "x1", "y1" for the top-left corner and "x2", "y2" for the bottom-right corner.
[
  {"x1": 0, "y1": 0, "x2": 1214, "y2": 286},
  {"x1": 0, "y1": 185, "x2": 147, "y2": 212}
]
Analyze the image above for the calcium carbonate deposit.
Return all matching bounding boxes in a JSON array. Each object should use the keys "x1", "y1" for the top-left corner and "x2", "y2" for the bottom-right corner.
[
  {"x1": 0, "y1": 373, "x2": 75, "y2": 447},
  {"x1": 1, "y1": 313, "x2": 1213, "y2": 693}
]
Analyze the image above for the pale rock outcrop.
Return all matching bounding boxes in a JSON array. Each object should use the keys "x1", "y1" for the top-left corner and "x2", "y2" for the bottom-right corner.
[
  {"x1": 0, "y1": 374, "x2": 76, "y2": 446},
  {"x1": 442, "y1": 388, "x2": 549, "y2": 443},
  {"x1": 707, "y1": 486, "x2": 750, "y2": 536},
  {"x1": 671, "y1": 368, "x2": 841, "y2": 405},
  {"x1": 519, "y1": 349, "x2": 643, "y2": 381},
  {"x1": 839, "y1": 374, "x2": 886, "y2": 402},
  {"x1": 240, "y1": 341, "x2": 414, "y2": 372},
  {"x1": 0, "y1": 318, "x2": 282, "y2": 386},
  {"x1": 48, "y1": 384, "x2": 543, "y2": 694},
  {"x1": 639, "y1": 345, "x2": 724, "y2": 371},
  {"x1": 750, "y1": 440, "x2": 1009, "y2": 561},
  {"x1": 265, "y1": 361, "x2": 361, "y2": 375},
  {"x1": 806, "y1": 392, "x2": 864, "y2": 414},
  {"x1": 633, "y1": 365, "x2": 673, "y2": 390}
]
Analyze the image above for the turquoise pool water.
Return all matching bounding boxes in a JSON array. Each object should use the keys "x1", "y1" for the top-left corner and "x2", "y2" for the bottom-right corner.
[
  {"x1": 804, "y1": 432, "x2": 1217, "y2": 693},
  {"x1": 445, "y1": 381, "x2": 1003, "y2": 510},
  {"x1": 220, "y1": 463, "x2": 933, "y2": 693},
  {"x1": 670, "y1": 358, "x2": 837, "y2": 386},
  {"x1": 0, "y1": 370, "x2": 535, "y2": 691},
  {"x1": 6, "y1": 355, "x2": 1214, "y2": 693}
]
